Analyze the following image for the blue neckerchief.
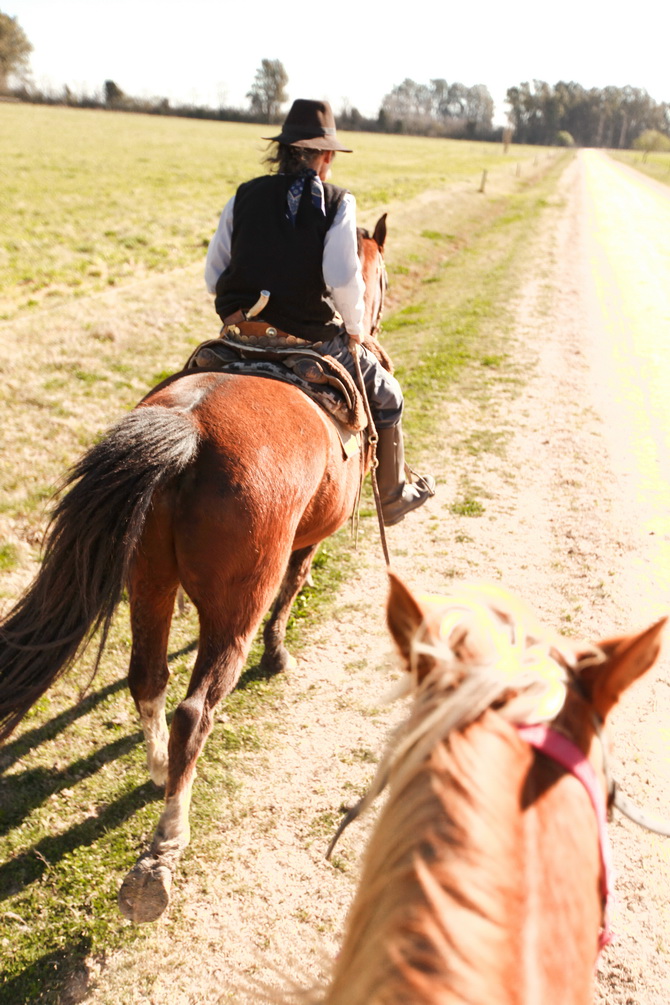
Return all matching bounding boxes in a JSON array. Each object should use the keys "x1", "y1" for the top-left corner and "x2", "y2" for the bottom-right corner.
[{"x1": 285, "y1": 168, "x2": 326, "y2": 227}]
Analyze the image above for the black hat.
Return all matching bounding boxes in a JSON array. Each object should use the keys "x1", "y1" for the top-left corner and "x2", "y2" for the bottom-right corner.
[{"x1": 263, "y1": 99, "x2": 352, "y2": 152}]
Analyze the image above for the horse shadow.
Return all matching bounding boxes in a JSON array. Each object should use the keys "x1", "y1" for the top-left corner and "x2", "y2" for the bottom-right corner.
[
  {"x1": 0, "y1": 777, "x2": 162, "y2": 903},
  {"x1": 0, "y1": 678, "x2": 129, "y2": 776},
  {"x1": 0, "y1": 635, "x2": 274, "y2": 904},
  {"x1": 0, "y1": 641, "x2": 200, "y2": 902},
  {"x1": 0, "y1": 935, "x2": 92, "y2": 1005}
]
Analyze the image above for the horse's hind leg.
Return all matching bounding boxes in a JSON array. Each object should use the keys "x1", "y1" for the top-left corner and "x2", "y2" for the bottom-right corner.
[
  {"x1": 260, "y1": 543, "x2": 319, "y2": 674},
  {"x1": 126, "y1": 519, "x2": 180, "y2": 787},
  {"x1": 127, "y1": 583, "x2": 178, "y2": 787},
  {"x1": 119, "y1": 569, "x2": 285, "y2": 923}
]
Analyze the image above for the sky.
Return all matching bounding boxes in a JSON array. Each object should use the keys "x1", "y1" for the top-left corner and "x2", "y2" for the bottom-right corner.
[{"x1": 5, "y1": 0, "x2": 670, "y2": 126}]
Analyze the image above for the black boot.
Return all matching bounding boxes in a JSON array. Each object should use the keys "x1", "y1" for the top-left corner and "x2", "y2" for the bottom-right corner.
[{"x1": 375, "y1": 426, "x2": 435, "y2": 526}]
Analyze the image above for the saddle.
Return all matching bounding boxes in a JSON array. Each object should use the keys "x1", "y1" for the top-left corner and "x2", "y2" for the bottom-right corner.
[{"x1": 184, "y1": 322, "x2": 368, "y2": 435}]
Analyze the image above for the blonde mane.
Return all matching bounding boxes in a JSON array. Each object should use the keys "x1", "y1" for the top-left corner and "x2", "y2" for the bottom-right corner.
[
  {"x1": 267, "y1": 581, "x2": 664, "y2": 1005},
  {"x1": 337, "y1": 584, "x2": 597, "y2": 838},
  {"x1": 317, "y1": 584, "x2": 603, "y2": 1005}
]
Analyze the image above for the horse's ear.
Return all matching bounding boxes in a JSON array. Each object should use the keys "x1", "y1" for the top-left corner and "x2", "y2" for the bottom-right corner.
[
  {"x1": 386, "y1": 572, "x2": 436, "y2": 679},
  {"x1": 373, "y1": 214, "x2": 387, "y2": 253},
  {"x1": 578, "y1": 617, "x2": 667, "y2": 721}
]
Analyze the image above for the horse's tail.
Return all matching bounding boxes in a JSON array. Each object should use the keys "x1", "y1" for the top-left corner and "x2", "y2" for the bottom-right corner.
[{"x1": 0, "y1": 405, "x2": 200, "y2": 741}]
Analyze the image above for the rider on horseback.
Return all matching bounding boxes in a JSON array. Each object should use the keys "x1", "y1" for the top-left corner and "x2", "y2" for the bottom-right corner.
[{"x1": 205, "y1": 99, "x2": 435, "y2": 526}]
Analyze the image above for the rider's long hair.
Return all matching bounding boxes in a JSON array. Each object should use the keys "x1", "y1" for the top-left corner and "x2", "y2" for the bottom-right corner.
[{"x1": 264, "y1": 143, "x2": 323, "y2": 175}]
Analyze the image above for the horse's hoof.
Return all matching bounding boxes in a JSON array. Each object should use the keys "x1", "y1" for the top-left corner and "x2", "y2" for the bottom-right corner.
[
  {"x1": 260, "y1": 648, "x2": 297, "y2": 675},
  {"x1": 118, "y1": 856, "x2": 172, "y2": 923}
]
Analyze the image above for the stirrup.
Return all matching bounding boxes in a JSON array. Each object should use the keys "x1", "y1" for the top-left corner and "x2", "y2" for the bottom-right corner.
[
  {"x1": 404, "y1": 463, "x2": 436, "y2": 496},
  {"x1": 382, "y1": 472, "x2": 436, "y2": 527}
]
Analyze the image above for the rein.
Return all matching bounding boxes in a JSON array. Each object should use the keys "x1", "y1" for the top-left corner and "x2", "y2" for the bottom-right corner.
[
  {"x1": 349, "y1": 339, "x2": 391, "y2": 568},
  {"x1": 588, "y1": 711, "x2": 670, "y2": 838},
  {"x1": 369, "y1": 254, "x2": 387, "y2": 340},
  {"x1": 349, "y1": 250, "x2": 392, "y2": 567},
  {"x1": 568, "y1": 673, "x2": 670, "y2": 839},
  {"x1": 611, "y1": 786, "x2": 670, "y2": 837}
]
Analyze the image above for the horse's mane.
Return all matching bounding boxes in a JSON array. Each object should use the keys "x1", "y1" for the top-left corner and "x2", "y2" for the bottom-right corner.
[
  {"x1": 348, "y1": 584, "x2": 597, "y2": 827},
  {"x1": 356, "y1": 226, "x2": 373, "y2": 253},
  {"x1": 315, "y1": 585, "x2": 604, "y2": 1005}
]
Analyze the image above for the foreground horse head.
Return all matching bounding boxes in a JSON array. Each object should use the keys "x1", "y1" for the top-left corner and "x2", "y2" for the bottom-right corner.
[
  {"x1": 323, "y1": 575, "x2": 665, "y2": 1005},
  {"x1": 0, "y1": 218, "x2": 389, "y2": 923}
]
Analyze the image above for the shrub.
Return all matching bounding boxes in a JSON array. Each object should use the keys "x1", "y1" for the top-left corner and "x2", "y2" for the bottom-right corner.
[{"x1": 555, "y1": 131, "x2": 575, "y2": 147}]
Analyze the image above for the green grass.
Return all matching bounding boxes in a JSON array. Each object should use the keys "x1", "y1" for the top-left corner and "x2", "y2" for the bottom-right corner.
[
  {"x1": 0, "y1": 103, "x2": 548, "y2": 320},
  {"x1": 610, "y1": 149, "x2": 670, "y2": 186},
  {"x1": 450, "y1": 497, "x2": 486, "y2": 517},
  {"x1": 0, "y1": 543, "x2": 19, "y2": 572},
  {"x1": 0, "y1": 105, "x2": 568, "y2": 1003}
]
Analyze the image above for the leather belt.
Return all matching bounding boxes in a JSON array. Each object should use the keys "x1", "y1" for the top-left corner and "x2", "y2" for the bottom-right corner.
[{"x1": 220, "y1": 320, "x2": 321, "y2": 349}]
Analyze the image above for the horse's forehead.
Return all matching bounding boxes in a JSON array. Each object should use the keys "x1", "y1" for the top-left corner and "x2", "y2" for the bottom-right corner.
[{"x1": 417, "y1": 585, "x2": 554, "y2": 642}]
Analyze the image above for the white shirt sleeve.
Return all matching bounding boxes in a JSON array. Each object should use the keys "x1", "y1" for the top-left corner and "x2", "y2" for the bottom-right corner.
[
  {"x1": 323, "y1": 192, "x2": 365, "y2": 337},
  {"x1": 204, "y1": 195, "x2": 235, "y2": 294}
]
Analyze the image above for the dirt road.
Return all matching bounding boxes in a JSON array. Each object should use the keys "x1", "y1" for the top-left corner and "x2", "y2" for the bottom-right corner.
[
  {"x1": 574, "y1": 148, "x2": 670, "y2": 1003},
  {"x1": 81, "y1": 151, "x2": 670, "y2": 1004},
  {"x1": 580, "y1": 151, "x2": 670, "y2": 625}
]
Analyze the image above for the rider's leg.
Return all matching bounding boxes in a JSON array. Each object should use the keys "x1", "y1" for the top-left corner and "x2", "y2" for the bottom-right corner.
[
  {"x1": 319, "y1": 334, "x2": 435, "y2": 525},
  {"x1": 374, "y1": 423, "x2": 435, "y2": 526}
]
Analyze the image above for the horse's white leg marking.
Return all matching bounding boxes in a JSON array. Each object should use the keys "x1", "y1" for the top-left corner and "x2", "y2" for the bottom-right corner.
[
  {"x1": 138, "y1": 693, "x2": 169, "y2": 786},
  {"x1": 151, "y1": 779, "x2": 194, "y2": 860}
]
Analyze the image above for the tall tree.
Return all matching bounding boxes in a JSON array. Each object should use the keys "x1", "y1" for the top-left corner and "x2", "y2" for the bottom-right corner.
[
  {"x1": 463, "y1": 84, "x2": 494, "y2": 134},
  {"x1": 505, "y1": 79, "x2": 670, "y2": 147},
  {"x1": 380, "y1": 78, "x2": 494, "y2": 137},
  {"x1": 247, "y1": 59, "x2": 288, "y2": 123},
  {"x1": 430, "y1": 78, "x2": 449, "y2": 119},
  {"x1": 104, "y1": 80, "x2": 125, "y2": 109},
  {"x1": 0, "y1": 11, "x2": 32, "y2": 91}
]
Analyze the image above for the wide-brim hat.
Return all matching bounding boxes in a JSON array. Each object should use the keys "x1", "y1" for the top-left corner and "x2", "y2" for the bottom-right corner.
[{"x1": 263, "y1": 99, "x2": 352, "y2": 152}]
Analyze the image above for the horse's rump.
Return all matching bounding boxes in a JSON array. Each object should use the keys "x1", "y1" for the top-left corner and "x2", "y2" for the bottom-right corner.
[
  {"x1": 183, "y1": 336, "x2": 368, "y2": 433},
  {"x1": 142, "y1": 370, "x2": 363, "y2": 555}
]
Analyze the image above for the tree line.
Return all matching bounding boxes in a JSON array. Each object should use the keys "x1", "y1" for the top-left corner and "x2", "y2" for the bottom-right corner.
[
  {"x1": 2, "y1": 11, "x2": 669, "y2": 149},
  {"x1": 506, "y1": 80, "x2": 670, "y2": 149},
  {"x1": 367, "y1": 78, "x2": 495, "y2": 139}
]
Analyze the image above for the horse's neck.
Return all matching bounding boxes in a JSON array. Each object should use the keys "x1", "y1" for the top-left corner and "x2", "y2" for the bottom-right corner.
[
  {"x1": 324, "y1": 712, "x2": 599, "y2": 1005},
  {"x1": 519, "y1": 747, "x2": 602, "y2": 1003}
]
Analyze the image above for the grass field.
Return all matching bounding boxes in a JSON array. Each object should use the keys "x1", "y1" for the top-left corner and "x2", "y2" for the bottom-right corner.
[
  {"x1": 0, "y1": 103, "x2": 568, "y2": 1003},
  {"x1": 1, "y1": 103, "x2": 544, "y2": 320},
  {"x1": 610, "y1": 148, "x2": 670, "y2": 186}
]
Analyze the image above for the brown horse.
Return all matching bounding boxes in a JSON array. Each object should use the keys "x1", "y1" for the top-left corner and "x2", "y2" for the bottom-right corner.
[
  {"x1": 0, "y1": 215, "x2": 388, "y2": 923},
  {"x1": 319, "y1": 575, "x2": 666, "y2": 1005}
]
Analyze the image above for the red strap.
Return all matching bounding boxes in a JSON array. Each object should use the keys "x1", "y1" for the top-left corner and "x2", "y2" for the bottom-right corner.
[{"x1": 517, "y1": 724, "x2": 614, "y2": 951}]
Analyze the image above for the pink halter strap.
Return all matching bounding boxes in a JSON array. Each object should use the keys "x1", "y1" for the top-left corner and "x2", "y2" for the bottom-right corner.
[{"x1": 516, "y1": 723, "x2": 614, "y2": 952}]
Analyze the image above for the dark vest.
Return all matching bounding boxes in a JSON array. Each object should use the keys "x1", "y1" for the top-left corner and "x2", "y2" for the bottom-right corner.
[{"x1": 214, "y1": 174, "x2": 347, "y2": 342}]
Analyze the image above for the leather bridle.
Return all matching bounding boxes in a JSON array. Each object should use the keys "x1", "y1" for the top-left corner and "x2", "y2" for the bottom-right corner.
[
  {"x1": 518, "y1": 675, "x2": 670, "y2": 953},
  {"x1": 517, "y1": 722, "x2": 614, "y2": 951}
]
